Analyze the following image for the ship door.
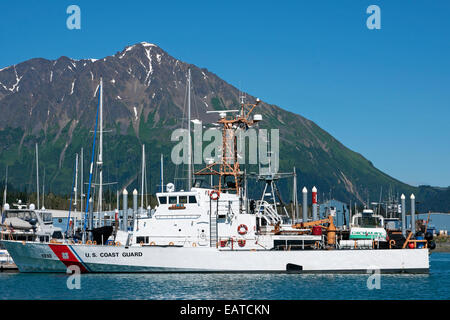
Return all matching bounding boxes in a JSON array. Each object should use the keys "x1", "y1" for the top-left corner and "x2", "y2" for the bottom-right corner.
[{"x1": 197, "y1": 228, "x2": 208, "y2": 246}]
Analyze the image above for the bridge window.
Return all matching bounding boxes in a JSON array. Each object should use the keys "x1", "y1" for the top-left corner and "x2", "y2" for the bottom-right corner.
[
  {"x1": 189, "y1": 196, "x2": 197, "y2": 204},
  {"x1": 136, "y1": 236, "x2": 149, "y2": 244},
  {"x1": 169, "y1": 196, "x2": 177, "y2": 204},
  {"x1": 158, "y1": 196, "x2": 167, "y2": 204},
  {"x1": 179, "y1": 196, "x2": 187, "y2": 204}
]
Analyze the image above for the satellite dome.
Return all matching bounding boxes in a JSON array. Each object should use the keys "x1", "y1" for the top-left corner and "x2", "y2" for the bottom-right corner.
[{"x1": 166, "y1": 183, "x2": 175, "y2": 192}]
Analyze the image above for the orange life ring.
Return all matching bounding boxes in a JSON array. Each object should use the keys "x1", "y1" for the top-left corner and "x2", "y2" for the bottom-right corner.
[
  {"x1": 209, "y1": 190, "x2": 220, "y2": 201},
  {"x1": 115, "y1": 241, "x2": 121, "y2": 247},
  {"x1": 237, "y1": 224, "x2": 248, "y2": 235},
  {"x1": 86, "y1": 240, "x2": 92, "y2": 245},
  {"x1": 192, "y1": 242, "x2": 197, "y2": 247},
  {"x1": 169, "y1": 242, "x2": 174, "y2": 246},
  {"x1": 238, "y1": 239, "x2": 246, "y2": 247},
  {"x1": 150, "y1": 242, "x2": 156, "y2": 246}
]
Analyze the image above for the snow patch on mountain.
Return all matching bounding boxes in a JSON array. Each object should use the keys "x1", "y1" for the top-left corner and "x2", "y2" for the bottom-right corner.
[
  {"x1": 70, "y1": 80, "x2": 75, "y2": 95},
  {"x1": 143, "y1": 47, "x2": 153, "y2": 86}
]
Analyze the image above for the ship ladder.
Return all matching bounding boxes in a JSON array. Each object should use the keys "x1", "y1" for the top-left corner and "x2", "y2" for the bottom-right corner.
[{"x1": 210, "y1": 210, "x2": 217, "y2": 248}]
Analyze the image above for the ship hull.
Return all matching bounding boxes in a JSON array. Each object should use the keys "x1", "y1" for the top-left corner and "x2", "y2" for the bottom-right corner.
[{"x1": 1, "y1": 240, "x2": 429, "y2": 273}]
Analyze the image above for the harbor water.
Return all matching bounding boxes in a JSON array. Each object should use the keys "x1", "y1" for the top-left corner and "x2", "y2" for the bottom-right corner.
[{"x1": 0, "y1": 252, "x2": 448, "y2": 300}]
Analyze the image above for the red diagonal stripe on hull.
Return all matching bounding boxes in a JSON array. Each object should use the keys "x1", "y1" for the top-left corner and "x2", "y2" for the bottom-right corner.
[{"x1": 48, "y1": 244, "x2": 88, "y2": 273}]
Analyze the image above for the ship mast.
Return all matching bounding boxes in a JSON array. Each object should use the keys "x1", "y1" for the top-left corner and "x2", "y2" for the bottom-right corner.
[
  {"x1": 98, "y1": 77, "x2": 103, "y2": 214},
  {"x1": 187, "y1": 69, "x2": 192, "y2": 190},
  {"x1": 195, "y1": 97, "x2": 261, "y2": 193},
  {"x1": 141, "y1": 144, "x2": 145, "y2": 211},
  {"x1": 35, "y1": 143, "x2": 39, "y2": 210}
]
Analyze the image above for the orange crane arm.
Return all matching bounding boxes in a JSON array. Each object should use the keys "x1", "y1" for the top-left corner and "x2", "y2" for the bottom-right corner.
[{"x1": 292, "y1": 215, "x2": 334, "y2": 229}]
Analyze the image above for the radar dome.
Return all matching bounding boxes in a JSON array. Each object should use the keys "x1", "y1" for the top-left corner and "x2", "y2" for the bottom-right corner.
[{"x1": 166, "y1": 183, "x2": 175, "y2": 192}]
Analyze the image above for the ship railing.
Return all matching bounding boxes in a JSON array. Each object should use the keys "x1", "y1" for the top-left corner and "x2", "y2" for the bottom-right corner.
[
  {"x1": 211, "y1": 199, "x2": 238, "y2": 218},
  {"x1": 256, "y1": 201, "x2": 282, "y2": 225}
]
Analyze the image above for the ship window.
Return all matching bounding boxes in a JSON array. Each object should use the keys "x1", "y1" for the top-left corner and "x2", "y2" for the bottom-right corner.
[
  {"x1": 361, "y1": 215, "x2": 380, "y2": 228},
  {"x1": 136, "y1": 236, "x2": 149, "y2": 244},
  {"x1": 158, "y1": 196, "x2": 167, "y2": 204},
  {"x1": 179, "y1": 196, "x2": 187, "y2": 204},
  {"x1": 52, "y1": 231, "x2": 63, "y2": 239},
  {"x1": 189, "y1": 196, "x2": 197, "y2": 203},
  {"x1": 43, "y1": 212, "x2": 52, "y2": 222},
  {"x1": 169, "y1": 196, "x2": 177, "y2": 204}
]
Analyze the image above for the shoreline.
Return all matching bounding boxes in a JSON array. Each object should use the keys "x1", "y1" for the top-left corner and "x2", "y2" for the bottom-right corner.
[{"x1": 434, "y1": 242, "x2": 450, "y2": 252}]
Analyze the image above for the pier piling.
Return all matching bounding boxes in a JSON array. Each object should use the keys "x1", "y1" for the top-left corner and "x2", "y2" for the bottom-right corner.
[
  {"x1": 411, "y1": 194, "x2": 416, "y2": 235},
  {"x1": 302, "y1": 187, "x2": 308, "y2": 222},
  {"x1": 401, "y1": 194, "x2": 406, "y2": 236}
]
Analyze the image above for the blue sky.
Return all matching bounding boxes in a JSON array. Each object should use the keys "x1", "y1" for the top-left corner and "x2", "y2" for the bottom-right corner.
[{"x1": 0, "y1": 1, "x2": 449, "y2": 187}]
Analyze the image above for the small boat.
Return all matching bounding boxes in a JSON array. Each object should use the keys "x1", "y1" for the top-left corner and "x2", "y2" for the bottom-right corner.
[{"x1": 1, "y1": 200, "x2": 63, "y2": 242}]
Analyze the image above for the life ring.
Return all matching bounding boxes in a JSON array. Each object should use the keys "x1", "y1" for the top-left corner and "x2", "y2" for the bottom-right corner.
[
  {"x1": 93, "y1": 241, "x2": 97, "y2": 245},
  {"x1": 238, "y1": 239, "x2": 246, "y2": 247},
  {"x1": 115, "y1": 241, "x2": 121, "y2": 247},
  {"x1": 192, "y1": 242, "x2": 197, "y2": 247},
  {"x1": 209, "y1": 190, "x2": 220, "y2": 201},
  {"x1": 86, "y1": 240, "x2": 92, "y2": 245},
  {"x1": 237, "y1": 224, "x2": 248, "y2": 235},
  {"x1": 108, "y1": 241, "x2": 114, "y2": 246},
  {"x1": 140, "y1": 241, "x2": 144, "y2": 246},
  {"x1": 169, "y1": 242, "x2": 174, "y2": 246},
  {"x1": 150, "y1": 242, "x2": 156, "y2": 246}
]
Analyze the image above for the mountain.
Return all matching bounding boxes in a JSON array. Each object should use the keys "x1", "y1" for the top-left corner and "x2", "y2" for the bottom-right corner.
[{"x1": 0, "y1": 42, "x2": 448, "y2": 211}]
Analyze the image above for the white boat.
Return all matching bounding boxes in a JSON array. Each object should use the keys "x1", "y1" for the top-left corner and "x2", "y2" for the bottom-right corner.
[
  {"x1": 1, "y1": 75, "x2": 431, "y2": 274},
  {"x1": 1, "y1": 185, "x2": 429, "y2": 273},
  {"x1": 1, "y1": 201, "x2": 63, "y2": 242}
]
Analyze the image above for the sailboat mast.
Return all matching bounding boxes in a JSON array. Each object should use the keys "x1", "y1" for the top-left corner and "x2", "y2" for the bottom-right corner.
[
  {"x1": 42, "y1": 169, "x2": 45, "y2": 209},
  {"x1": 98, "y1": 77, "x2": 103, "y2": 214},
  {"x1": 74, "y1": 153, "x2": 78, "y2": 210},
  {"x1": 35, "y1": 143, "x2": 39, "y2": 210},
  {"x1": 160, "y1": 154, "x2": 164, "y2": 192},
  {"x1": 141, "y1": 144, "x2": 145, "y2": 211},
  {"x1": 80, "y1": 147, "x2": 84, "y2": 214},
  {"x1": 187, "y1": 68, "x2": 192, "y2": 190},
  {"x1": 3, "y1": 166, "x2": 7, "y2": 207}
]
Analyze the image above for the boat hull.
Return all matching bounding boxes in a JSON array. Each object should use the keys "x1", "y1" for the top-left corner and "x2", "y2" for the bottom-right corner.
[{"x1": 1, "y1": 240, "x2": 429, "y2": 273}]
